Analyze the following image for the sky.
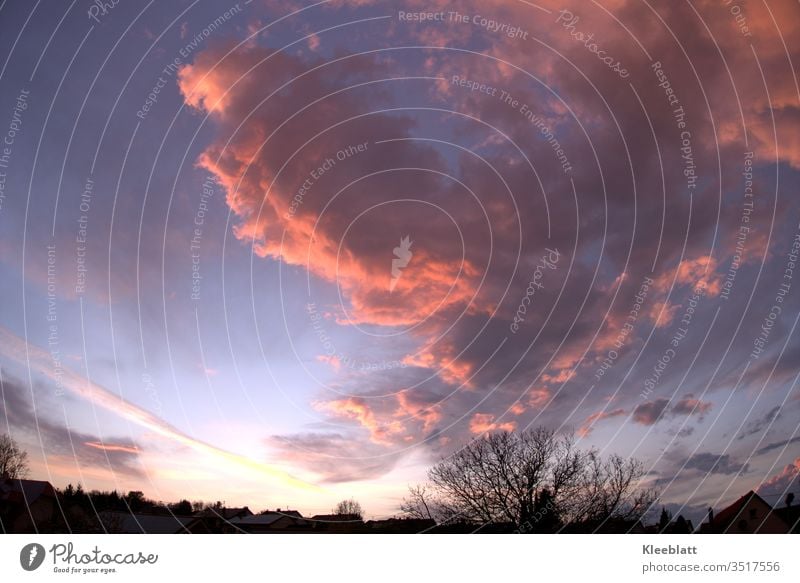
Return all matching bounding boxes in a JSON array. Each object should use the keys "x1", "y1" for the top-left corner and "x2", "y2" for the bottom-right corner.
[{"x1": 0, "y1": 0, "x2": 799, "y2": 521}]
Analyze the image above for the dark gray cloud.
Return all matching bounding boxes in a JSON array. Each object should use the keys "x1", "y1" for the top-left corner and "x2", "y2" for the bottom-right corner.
[
  {"x1": 756, "y1": 436, "x2": 800, "y2": 456},
  {"x1": 632, "y1": 399, "x2": 670, "y2": 426},
  {"x1": 683, "y1": 453, "x2": 749, "y2": 476},
  {"x1": 738, "y1": 406, "x2": 782, "y2": 440},
  {"x1": 633, "y1": 395, "x2": 712, "y2": 426}
]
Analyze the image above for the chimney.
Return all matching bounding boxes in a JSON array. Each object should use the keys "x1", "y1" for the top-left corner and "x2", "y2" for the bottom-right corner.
[{"x1": 707, "y1": 507, "x2": 714, "y2": 523}]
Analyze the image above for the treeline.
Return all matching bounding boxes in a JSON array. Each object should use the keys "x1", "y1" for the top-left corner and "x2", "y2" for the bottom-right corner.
[
  {"x1": 59, "y1": 483, "x2": 222, "y2": 515},
  {"x1": 50, "y1": 484, "x2": 226, "y2": 532}
]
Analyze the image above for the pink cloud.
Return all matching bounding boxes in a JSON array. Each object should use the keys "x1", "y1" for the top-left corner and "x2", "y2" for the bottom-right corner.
[
  {"x1": 757, "y1": 457, "x2": 800, "y2": 496},
  {"x1": 315, "y1": 397, "x2": 405, "y2": 445},
  {"x1": 469, "y1": 413, "x2": 516, "y2": 435},
  {"x1": 394, "y1": 392, "x2": 442, "y2": 433},
  {"x1": 177, "y1": 44, "x2": 490, "y2": 331}
]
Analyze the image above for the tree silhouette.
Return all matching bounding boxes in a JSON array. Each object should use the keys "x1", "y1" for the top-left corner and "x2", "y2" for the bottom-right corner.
[
  {"x1": 0, "y1": 433, "x2": 29, "y2": 479},
  {"x1": 402, "y1": 427, "x2": 657, "y2": 531},
  {"x1": 333, "y1": 499, "x2": 364, "y2": 519},
  {"x1": 124, "y1": 490, "x2": 146, "y2": 512},
  {"x1": 168, "y1": 499, "x2": 193, "y2": 515},
  {"x1": 400, "y1": 484, "x2": 457, "y2": 524}
]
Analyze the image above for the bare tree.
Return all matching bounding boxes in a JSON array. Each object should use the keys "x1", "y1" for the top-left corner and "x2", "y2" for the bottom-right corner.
[
  {"x1": 333, "y1": 498, "x2": 364, "y2": 520},
  {"x1": 0, "y1": 433, "x2": 29, "y2": 479},
  {"x1": 567, "y1": 453, "x2": 657, "y2": 526},
  {"x1": 402, "y1": 427, "x2": 656, "y2": 531},
  {"x1": 400, "y1": 484, "x2": 458, "y2": 524}
]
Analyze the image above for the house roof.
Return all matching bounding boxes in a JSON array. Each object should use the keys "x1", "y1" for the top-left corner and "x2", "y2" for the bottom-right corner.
[
  {"x1": 702, "y1": 490, "x2": 791, "y2": 533},
  {"x1": 231, "y1": 512, "x2": 305, "y2": 525},
  {"x1": 232, "y1": 514, "x2": 283, "y2": 526},
  {"x1": 710, "y1": 491, "x2": 769, "y2": 530},
  {"x1": 102, "y1": 512, "x2": 200, "y2": 534},
  {"x1": 310, "y1": 513, "x2": 363, "y2": 522},
  {"x1": 199, "y1": 506, "x2": 252, "y2": 520}
]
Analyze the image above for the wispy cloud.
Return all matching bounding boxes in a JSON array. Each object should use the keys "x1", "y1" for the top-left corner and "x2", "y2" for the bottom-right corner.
[{"x1": 0, "y1": 326, "x2": 315, "y2": 491}]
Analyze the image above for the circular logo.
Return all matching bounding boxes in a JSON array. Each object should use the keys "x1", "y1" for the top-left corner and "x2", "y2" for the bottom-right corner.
[{"x1": 19, "y1": 543, "x2": 46, "y2": 571}]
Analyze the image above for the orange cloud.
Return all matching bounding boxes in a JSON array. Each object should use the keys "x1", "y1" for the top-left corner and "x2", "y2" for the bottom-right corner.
[
  {"x1": 178, "y1": 45, "x2": 489, "y2": 330},
  {"x1": 316, "y1": 397, "x2": 404, "y2": 445},
  {"x1": 83, "y1": 441, "x2": 140, "y2": 455},
  {"x1": 541, "y1": 368, "x2": 576, "y2": 384},
  {"x1": 394, "y1": 392, "x2": 442, "y2": 433},
  {"x1": 403, "y1": 337, "x2": 475, "y2": 388},
  {"x1": 469, "y1": 413, "x2": 516, "y2": 435},
  {"x1": 652, "y1": 255, "x2": 723, "y2": 298},
  {"x1": 316, "y1": 354, "x2": 342, "y2": 372},
  {"x1": 527, "y1": 388, "x2": 551, "y2": 409},
  {"x1": 509, "y1": 402, "x2": 526, "y2": 415},
  {"x1": 648, "y1": 300, "x2": 681, "y2": 328}
]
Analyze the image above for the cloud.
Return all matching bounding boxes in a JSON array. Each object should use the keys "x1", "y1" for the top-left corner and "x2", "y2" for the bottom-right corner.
[
  {"x1": 633, "y1": 395, "x2": 713, "y2": 426},
  {"x1": 264, "y1": 432, "x2": 403, "y2": 483},
  {"x1": 683, "y1": 453, "x2": 749, "y2": 476},
  {"x1": 756, "y1": 436, "x2": 800, "y2": 456},
  {"x1": 174, "y1": 0, "x2": 800, "y2": 486},
  {"x1": 468, "y1": 413, "x2": 516, "y2": 435},
  {"x1": 578, "y1": 408, "x2": 626, "y2": 437},
  {"x1": 670, "y1": 395, "x2": 713, "y2": 420},
  {"x1": 0, "y1": 374, "x2": 143, "y2": 477},
  {"x1": 315, "y1": 397, "x2": 405, "y2": 445},
  {"x1": 738, "y1": 406, "x2": 782, "y2": 440},
  {"x1": 394, "y1": 391, "x2": 442, "y2": 434},
  {"x1": 0, "y1": 326, "x2": 312, "y2": 490},
  {"x1": 632, "y1": 399, "x2": 670, "y2": 426},
  {"x1": 757, "y1": 457, "x2": 800, "y2": 497},
  {"x1": 177, "y1": 43, "x2": 488, "y2": 330}
]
